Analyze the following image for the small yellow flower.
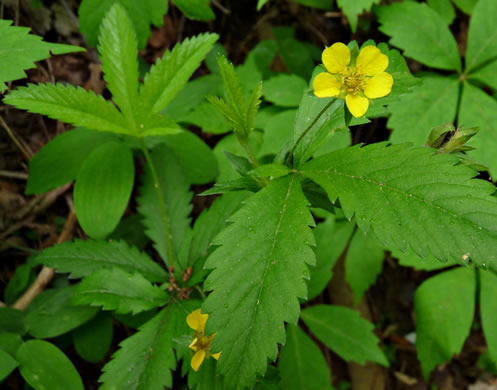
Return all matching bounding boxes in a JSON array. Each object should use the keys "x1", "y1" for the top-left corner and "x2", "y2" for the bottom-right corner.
[
  {"x1": 313, "y1": 42, "x2": 393, "y2": 118},
  {"x1": 186, "y1": 309, "x2": 221, "y2": 371}
]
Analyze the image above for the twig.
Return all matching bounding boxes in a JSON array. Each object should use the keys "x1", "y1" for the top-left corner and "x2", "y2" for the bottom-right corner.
[
  {"x1": 211, "y1": 0, "x2": 230, "y2": 14},
  {"x1": 59, "y1": 0, "x2": 79, "y2": 29},
  {"x1": 0, "y1": 115, "x2": 33, "y2": 161},
  {"x1": 0, "y1": 170, "x2": 28, "y2": 180}
]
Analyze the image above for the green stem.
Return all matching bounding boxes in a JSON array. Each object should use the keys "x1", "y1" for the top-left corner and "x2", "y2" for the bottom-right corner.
[
  {"x1": 286, "y1": 99, "x2": 335, "y2": 166},
  {"x1": 139, "y1": 138, "x2": 175, "y2": 268},
  {"x1": 238, "y1": 135, "x2": 259, "y2": 168}
]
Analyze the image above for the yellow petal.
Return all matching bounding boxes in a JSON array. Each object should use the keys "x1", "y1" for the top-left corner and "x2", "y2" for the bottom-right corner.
[
  {"x1": 191, "y1": 349, "x2": 206, "y2": 372},
  {"x1": 313, "y1": 72, "x2": 341, "y2": 98},
  {"x1": 189, "y1": 338, "x2": 198, "y2": 351},
  {"x1": 211, "y1": 352, "x2": 221, "y2": 360},
  {"x1": 322, "y1": 42, "x2": 350, "y2": 74},
  {"x1": 356, "y1": 46, "x2": 389, "y2": 76},
  {"x1": 345, "y1": 94, "x2": 369, "y2": 118},
  {"x1": 187, "y1": 309, "x2": 208, "y2": 332},
  {"x1": 363, "y1": 72, "x2": 393, "y2": 99}
]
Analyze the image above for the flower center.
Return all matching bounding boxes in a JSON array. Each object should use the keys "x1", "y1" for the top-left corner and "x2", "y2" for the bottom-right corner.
[{"x1": 340, "y1": 67, "x2": 366, "y2": 95}]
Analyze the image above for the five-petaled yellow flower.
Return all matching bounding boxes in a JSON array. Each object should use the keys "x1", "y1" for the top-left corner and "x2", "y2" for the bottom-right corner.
[
  {"x1": 313, "y1": 42, "x2": 393, "y2": 118},
  {"x1": 187, "y1": 309, "x2": 221, "y2": 371}
]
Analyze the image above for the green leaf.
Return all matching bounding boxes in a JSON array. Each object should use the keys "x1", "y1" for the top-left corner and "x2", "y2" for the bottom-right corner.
[
  {"x1": 292, "y1": 0, "x2": 332, "y2": 10},
  {"x1": 480, "y1": 270, "x2": 497, "y2": 365},
  {"x1": 392, "y1": 248, "x2": 455, "y2": 271},
  {"x1": 172, "y1": 0, "x2": 215, "y2": 20},
  {"x1": 375, "y1": 2, "x2": 461, "y2": 71},
  {"x1": 415, "y1": 267, "x2": 476, "y2": 377},
  {"x1": 180, "y1": 101, "x2": 231, "y2": 135},
  {"x1": 263, "y1": 74, "x2": 307, "y2": 107},
  {"x1": 25, "y1": 128, "x2": 116, "y2": 195},
  {"x1": 257, "y1": 0, "x2": 271, "y2": 10},
  {"x1": 337, "y1": 0, "x2": 379, "y2": 32},
  {"x1": 17, "y1": 340, "x2": 84, "y2": 390},
  {"x1": 259, "y1": 109, "x2": 297, "y2": 157},
  {"x1": 25, "y1": 286, "x2": 98, "y2": 339},
  {"x1": 308, "y1": 217, "x2": 355, "y2": 300},
  {"x1": 301, "y1": 304, "x2": 389, "y2": 365},
  {"x1": 100, "y1": 301, "x2": 196, "y2": 390},
  {"x1": 3, "y1": 83, "x2": 132, "y2": 135},
  {"x1": 466, "y1": 0, "x2": 497, "y2": 71},
  {"x1": 145, "y1": 0, "x2": 169, "y2": 26},
  {"x1": 98, "y1": 3, "x2": 139, "y2": 126},
  {"x1": 138, "y1": 144, "x2": 192, "y2": 267},
  {"x1": 73, "y1": 268, "x2": 168, "y2": 314},
  {"x1": 0, "y1": 332, "x2": 23, "y2": 357},
  {"x1": 0, "y1": 349, "x2": 18, "y2": 382},
  {"x1": 35, "y1": 239, "x2": 167, "y2": 282},
  {"x1": 203, "y1": 175, "x2": 316, "y2": 389},
  {"x1": 0, "y1": 19, "x2": 84, "y2": 91},
  {"x1": 452, "y1": 0, "x2": 477, "y2": 13},
  {"x1": 470, "y1": 58, "x2": 497, "y2": 90},
  {"x1": 4, "y1": 264, "x2": 33, "y2": 305},
  {"x1": 109, "y1": 215, "x2": 149, "y2": 249},
  {"x1": 140, "y1": 33, "x2": 218, "y2": 114},
  {"x1": 458, "y1": 81, "x2": 497, "y2": 177},
  {"x1": 427, "y1": 0, "x2": 456, "y2": 25},
  {"x1": 388, "y1": 74, "x2": 459, "y2": 145},
  {"x1": 301, "y1": 142, "x2": 497, "y2": 269},
  {"x1": 73, "y1": 312, "x2": 114, "y2": 363},
  {"x1": 74, "y1": 141, "x2": 134, "y2": 239},
  {"x1": 345, "y1": 229, "x2": 384, "y2": 305},
  {"x1": 279, "y1": 324, "x2": 332, "y2": 390},
  {"x1": 251, "y1": 164, "x2": 292, "y2": 180},
  {"x1": 0, "y1": 308, "x2": 26, "y2": 335},
  {"x1": 277, "y1": 37, "x2": 315, "y2": 80}
]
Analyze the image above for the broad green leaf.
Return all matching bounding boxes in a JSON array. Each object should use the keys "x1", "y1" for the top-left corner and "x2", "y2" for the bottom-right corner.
[
  {"x1": 109, "y1": 215, "x2": 149, "y2": 249},
  {"x1": 114, "y1": 310, "x2": 158, "y2": 330},
  {"x1": 35, "y1": 239, "x2": 167, "y2": 282},
  {"x1": 0, "y1": 349, "x2": 18, "y2": 382},
  {"x1": 25, "y1": 286, "x2": 98, "y2": 339},
  {"x1": 392, "y1": 248, "x2": 455, "y2": 271},
  {"x1": 301, "y1": 143, "x2": 497, "y2": 269},
  {"x1": 277, "y1": 38, "x2": 315, "y2": 80},
  {"x1": 244, "y1": 40, "x2": 279, "y2": 80},
  {"x1": 0, "y1": 333, "x2": 23, "y2": 357},
  {"x1": 138, "y1": 144, "x2": 192, "y2": 267},
  {"x1": 73, "y1": 312, "x2": 114, "y2": 363},
  {"x1": 257, "y1": 0, "x2": 271, "y2": 10},
  {"x1": 4, "y1": 264, "x2": 33, "y2": 305},
  {"x1": 187, "y1": 357, "x2": 225, "y2": 389},
  {"x1": 388, "y1": 74, "x2": 459, "y2": 145},
  {"x1": 470, "y1": 58, "x2": 497, "y2": 90},
  {"x1": 161, "y1": 131, "x2": 219, "y2": 184},
  {"x1": 301, "y1": 305, "x2": 389, "y2": 365},
  {"x1": 172, "y1": 0, "x2": 215, "y2": 20},
  {"x1": 337, "y1": 0, "x2": 379, "y2": 32},
  {"x1": 140, "y1": 33, "x2": 218, "y2": 114},
  {"x1": 428, "y1": 0, "x2": 456, "y2": 25},
  {"x1": 279, "y1": 324, "x2": 332, "y2": 390},
  {"x1": 0, "y1": 308, "x2": 26, "y2": 335},
  {"x1": 308, "y1": 217, "x2": 355, "y2": 300},
  {"x1": 415, "y1": 267, "x2": 476, "y2": 377},
  {"x1": 293, "y1": 0, "x2": 332, "y2": 10},
  {"x1": 17, "y1": 340, "x2": 84, "y2": 390},
  {"x1": 205, "y1": 43, "x2": 228, "y2": 74},
  {"x1": 263, "y1": 74, "x2": 307, "y2": 107},
  {"x1": 3, "y1": 83, "x2": 132, "y2": 135},
  {"x1": 0, "y1": 19, "x2": 84, "y2": 91},
  {"x1": 259, "y1": 110, "x2": 297, "y2": 157},
  {"x1": 480, "y1": 270, "x2": 497, "y2": 365},
  {"x1": 74, "y1": 141, "x2": 134, "y2": 239},
  {"x1": 465, "y1": 0, "x2": 497, "y2": 71},
  {"x1": 251, "y1": 164, "x2": 292, "y2": 180},
  {"x1": 145, "y1": 0, "x2": 169, "y2": 26},
  {"x1": 180, "y1": 101, "x2": 231, "y2": 134},
  {"x1": 100, "y1": 301, "x2": 196, "y2": 390},
  {"x1": 375, "y1": 2, "x2": 461, "y2": 71},
  {"x1": 458, "y1": 81, "x2": 497, "y2": 177},
  {"x1": 73, "y1": 268, "x2": 168, "y2": 314},
  {"x1": 98, "y1": 3, "x2": 139, "y2": 126},
  {"x1": 345, "y1": 230, "x2": 384, "y2": 305},
  {"x1": 25, "y1": 128, "x2": 116, "y2": 194},
  {"x1": 203, "y1": 175, "x2": 316, "y2": 389},
  {"x1": 452, "y1": 0, "x2": 477, "y2": 13}
]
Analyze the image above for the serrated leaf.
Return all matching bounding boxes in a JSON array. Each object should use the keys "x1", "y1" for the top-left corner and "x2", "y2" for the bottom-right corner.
[
  {"x1": 203, "y1": 175, "x2": 316, "y2": 389},
  {"x1": 99, "y1": 300, "x2": 197, "y2": 390},
  {"x1": 263, "y1": 74, "x2": 307, "y2": 107},
  {"x1": 301, "y1": 304, "x2": 389, "y2": 365},
  {"x1": 465, "y1": 0, "x2": 497, "y2": 72},
  {"x1": 140, "y1": 33, "x2": 218, "y2": 114},
  {"x1": 73, "y1": 268, "x2": 168, "y2": 314},
  {"x1": 4, "y1": 83, "x2": 132, "y2": 135},
  {"x1": 17, "y1": 340, "x2": 84, "y2": 390},
  {"x1": 180, "y1": 101, "x2": 231, "y2": 135},
  {"x1": 388, "y1": 74, "x2": 459, "y2": 145},
  {"x1": 337, "y1": 0, "x2": 379, "y2": 32},
  {"x1": 173, "y1": 0, "x2": 215, "y2": 20},
  {"x1": 138, "y1": 144, "x2": 192, "y2": 267},
  {"x1": 0, "y1": 349, "x2": 18, "y2": 382},
  {"x1": 73, "y1": 312, "x2": 114, "y2": 363},
  {"x1": 415, "y1": 267, "x2": 476, "y2": 377},
  {"x1": 428, "y1": 0, "x2": 456, "y2": 25},
  {"x1": 74, "y1": 141, "x2": 134, "y2": 239},
  {"x1": 301, "y1": 142, "x2": 497, "y2": 269},
  {"x1": 0, "y1": 19, "x2": 84, "y2": 91},
  {"x1": 391, "y1": 247, "x2": 455, "y2": 271},
  {"x1": 375, "y1": 2, "x2": 461, "y2": 71},
  {"x1": 98, "y1": 3, "x2": 139, "y2": 126},
  {"x1": 35, "y1": 239, "x2": 167, "y2": 282},
  {"x1": 480, "y1": 270, "x2": 497, "y2": 365},
  {"x1": 279, "y1": 324, "x2": 332, "y2": 390}
]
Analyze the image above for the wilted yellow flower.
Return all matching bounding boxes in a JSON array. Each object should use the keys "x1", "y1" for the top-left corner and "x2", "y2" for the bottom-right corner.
[
  {"x1": 313, "y1": 42, "x2": 393, "y2": 118},
  {"x1": 187, "y1": 309, "x2": 221, "y2": 371}
]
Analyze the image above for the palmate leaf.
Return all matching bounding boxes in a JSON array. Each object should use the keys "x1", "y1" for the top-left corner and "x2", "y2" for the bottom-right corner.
[
  {"x1": 3, "y1": 83, "x2": 131, "y2": 135},
  {"x1": 301, "y1": 142, "x2": 497, "y2": 269},
  {"x1": 203, "y1": 175, "x2": 316, "y2": 389}
]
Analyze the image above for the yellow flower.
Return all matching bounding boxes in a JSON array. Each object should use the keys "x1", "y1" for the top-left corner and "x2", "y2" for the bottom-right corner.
[
  {"x1": 313, "y1": 42, "x2": 393, "y2": 118},
  {"x1": 186, "y1": 309, "x2": 221, "y2": 371}
]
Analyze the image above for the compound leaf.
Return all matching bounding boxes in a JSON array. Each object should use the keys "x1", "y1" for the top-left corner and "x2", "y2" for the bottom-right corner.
[{"x1": 203, "y1": 175, "x2": 316, "y2": 389}]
